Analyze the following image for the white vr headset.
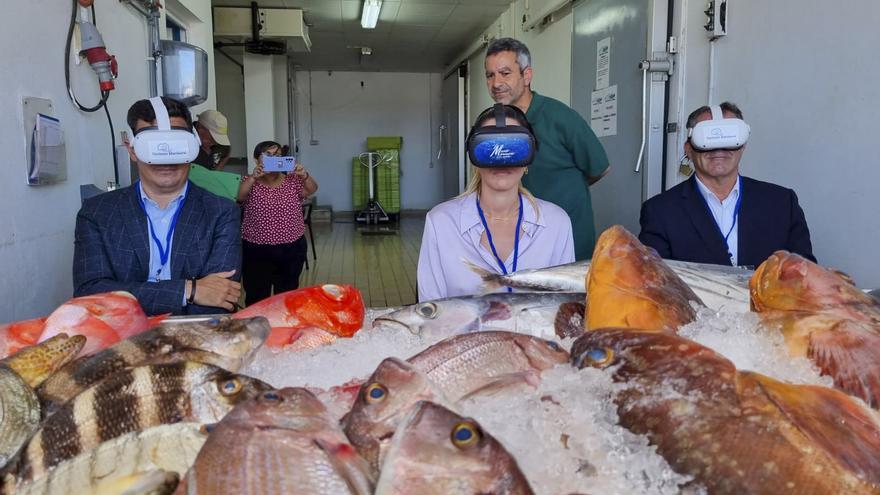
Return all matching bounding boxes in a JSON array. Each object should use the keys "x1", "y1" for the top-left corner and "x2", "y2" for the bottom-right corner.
[
  {"x1": 688, "y1": 104, "x2": 750, "y2": 151},
  {"x1": 130, "y1": 97, "x2": 201, "y2": 165}
]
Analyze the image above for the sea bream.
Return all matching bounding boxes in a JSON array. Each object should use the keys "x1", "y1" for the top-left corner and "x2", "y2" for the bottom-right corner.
[
  {"x1": 375, "y1": 401, "x2": 533, "y2": 495},
  {"x1": 372, "y1": 292, "x2": 585, "y2": 340},
  {"x1": 11, "y1": 362, "x2": 271, "y2": 481},
  {"x1": 6, "y1": 423, "x2": 205, "y2": 495},
  {"x1": 178, "y1": 388, "x2": 373, "y2": 495},
  {"x1": 471, "y1": 254, "x2": 753, "y2": 312},
  {"x1": 751, "y1": 251, "x2": 880, "y2": 408},
  {"x1": 0, "y1": 335, "x2": 85, "y2": 470},
  {"x1": 572, "y1": 328, "x2": 880, "y2": 494},
  {"x1": 342, "y1": 331, "x2": 569, "y2": 474},
  {"x1": 37, "y1": 317, "x2": 270, "y2": 412}
]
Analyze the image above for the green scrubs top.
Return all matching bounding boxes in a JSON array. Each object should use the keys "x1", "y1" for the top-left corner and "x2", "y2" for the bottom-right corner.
[
  {"x1": 524, "y1": 91, "x2": 610, "y2": 260},
  {"x1": 187, "y1": 164, "x2": 241, "y2": 202}
]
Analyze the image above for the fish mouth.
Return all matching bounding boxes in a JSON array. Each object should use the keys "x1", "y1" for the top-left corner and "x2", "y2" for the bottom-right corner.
[{"x1": 372, "y1": 317, "x2": 417, "y2": 335}]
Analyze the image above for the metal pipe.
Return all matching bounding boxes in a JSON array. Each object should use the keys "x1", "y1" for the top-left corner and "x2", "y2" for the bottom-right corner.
[{"x1": 147, "y1": 5, "x2": 161, "y2": 97}]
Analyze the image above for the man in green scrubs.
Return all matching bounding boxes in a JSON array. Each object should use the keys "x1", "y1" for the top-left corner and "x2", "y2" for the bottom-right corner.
[{"x1": 485, "y1": 38, "x2": 610, "y2": 260}]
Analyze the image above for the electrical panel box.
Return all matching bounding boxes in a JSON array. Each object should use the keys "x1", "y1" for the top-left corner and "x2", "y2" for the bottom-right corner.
[{"x1": 704, "y1": 0, "x2": 729, "y2": 38}]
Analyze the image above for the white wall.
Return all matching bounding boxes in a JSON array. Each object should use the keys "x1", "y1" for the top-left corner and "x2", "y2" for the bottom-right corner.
[
  {"x1": 214, "y1": 49, "x2": 247, "y2": 158},
  {"x1": 668, "y1": 0, "x2": 880, "y2": 286},
  {"x1": 293, "y1": 71, "x2": 444, "y2": 211},
  {"x1": 0, "y1": 0, "x2": 216, "y2": 320}
]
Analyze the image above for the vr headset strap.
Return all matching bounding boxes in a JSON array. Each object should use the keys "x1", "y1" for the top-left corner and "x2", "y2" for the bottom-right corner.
[
  {"x1": 493, "y1": 103, "x2": 506, "y2": 128},
  {"x1": 710, "y1": 104, "x2": 723, "y2": 120},
  {"x1": 149, "y1": 97, "x2": 172, "y2": 131}
]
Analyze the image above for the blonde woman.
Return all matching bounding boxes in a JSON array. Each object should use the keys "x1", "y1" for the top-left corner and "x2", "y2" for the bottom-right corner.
[{"x1": 417, "y1": 104, "x2": 574, "y2": 301}]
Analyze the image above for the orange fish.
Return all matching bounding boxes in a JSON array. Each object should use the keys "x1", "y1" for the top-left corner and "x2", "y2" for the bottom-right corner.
[
  {"x1": 0, "y1": 317, "x2": 47, "y2": 357},
  {"x1": 751, "y1": 250, "x2": 880, "y2": 408},
  {"x1": 572, "y1": 328, "x2": 880, "y2": 494},
  {"x1": 37, "y1": 291, "x2": 153, "y2": 356},
  {"x1": 586, "y1": 225, "x2": 702, "y2": 332},
  {"x1": 234, "y1": 284, "x2": 365, "y2": 349}
]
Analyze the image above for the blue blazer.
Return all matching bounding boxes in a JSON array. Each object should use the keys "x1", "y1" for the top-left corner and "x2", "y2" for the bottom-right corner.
[
  {"x1": 73, "y1": 181, "x2": 242, "y2": 316},
  {"x1": 638, "y1": 175, "x2": 815, "y2": 268}
]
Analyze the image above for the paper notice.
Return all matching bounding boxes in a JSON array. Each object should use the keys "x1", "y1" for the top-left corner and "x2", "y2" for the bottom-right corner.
[
  {"x1": 596, "y1": 37, "x2": 611, "y2": 90},
  {"x1": 590, "y1": 85, "x2": 618, "y2": 137}
]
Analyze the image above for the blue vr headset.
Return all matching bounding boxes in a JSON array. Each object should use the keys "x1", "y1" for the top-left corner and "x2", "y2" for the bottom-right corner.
[{"x1": 466, "y1": 104, "x2": 536, "y2": 168}]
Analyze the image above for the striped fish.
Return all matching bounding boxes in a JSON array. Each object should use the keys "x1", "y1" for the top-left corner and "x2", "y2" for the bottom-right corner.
[
  {"x1": 6, "y1": 423, "x2": 204, "y2": 495},
  {"x1": 12, "y1": 362, "x2": 271, "y2": 482},
  {"x1": 37, "y1": 317, "x2": 270, "y2": 414},
  {"x1": 0, "y1": 335, "x2": 85, "y2": 471}
]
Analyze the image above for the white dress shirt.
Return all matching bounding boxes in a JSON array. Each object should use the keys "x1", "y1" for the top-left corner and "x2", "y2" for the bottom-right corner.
[{"x1": 695, "y1": 175, "x2": 741, "y2": 266}]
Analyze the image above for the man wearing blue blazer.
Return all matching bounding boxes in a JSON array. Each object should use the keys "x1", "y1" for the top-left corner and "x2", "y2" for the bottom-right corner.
[
  {"x1": 73, "y1": 97, "x2": 242, "y2": 315},
  {"x1": 639, "y1": 102, "x2": 815, "y2": 268}
]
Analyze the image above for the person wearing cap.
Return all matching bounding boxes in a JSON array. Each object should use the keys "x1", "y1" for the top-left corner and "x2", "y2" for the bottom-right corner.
[
  {"x1": 417, "y1": 104, "x2": 574, "y2": 302},
  {"x1": 194, "y1": 109, "x2": 231, "y2": 170},
  {"x1": 73, "y1": 97, "x2": 242, "y2": 316},
  {"x1": 485, "y1": 38, "x2": 610, "y2": 261},
  {"x1": 638, "y1": 101, "x2": 815, "y2": 268}
]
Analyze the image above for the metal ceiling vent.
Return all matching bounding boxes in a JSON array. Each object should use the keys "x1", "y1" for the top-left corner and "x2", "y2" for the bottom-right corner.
[{"x1": 213, "y1": 2, "x2": 312, "y2": 55}]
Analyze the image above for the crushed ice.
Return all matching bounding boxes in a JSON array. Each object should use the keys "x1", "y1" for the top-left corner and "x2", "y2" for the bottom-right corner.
[{"x1": 241, "y1": 303, "x2": 832, "y2": 494}]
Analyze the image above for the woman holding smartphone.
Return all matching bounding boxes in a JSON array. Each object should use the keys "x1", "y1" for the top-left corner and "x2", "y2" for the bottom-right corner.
[{"x1": 237, "y1": 141, "x2": 318, "y2": 306}]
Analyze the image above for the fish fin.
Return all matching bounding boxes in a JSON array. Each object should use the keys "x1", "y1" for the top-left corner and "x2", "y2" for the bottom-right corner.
[
  {"x1": 146, "y1": 313, "x2": 172, "y2": 328},
  {"x1": 744, "y1": 371, "x2": 880, "y2": 485},
  {"x1": 807, "y1": 320, "x2": 880, "y2": 408},
  {"x1": 464, "y1": 259, "x2": 506, "y2": 292},
  {"x1": 313, "y1": 438, "x2": 375, "y2": 495},
  {"x1": 555, "y1": 302, "x2": 586, "y2": 339},
  {"x1": 456, "y1": 371, "x2": 541, "y2": 402},
  {"x1": 480, "y1": 301, "x2": 513, "y2": 323}
]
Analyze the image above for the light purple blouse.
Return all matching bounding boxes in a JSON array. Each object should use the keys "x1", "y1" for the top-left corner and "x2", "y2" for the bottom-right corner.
[{"x1": 417, "y1": 192, "x2": 575, "y2": 302}]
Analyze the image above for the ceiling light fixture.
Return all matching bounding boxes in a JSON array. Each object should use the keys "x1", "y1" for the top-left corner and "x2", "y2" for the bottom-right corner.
[{"x1": 361, "y1": 0, "x2": 382, "y2": 29}]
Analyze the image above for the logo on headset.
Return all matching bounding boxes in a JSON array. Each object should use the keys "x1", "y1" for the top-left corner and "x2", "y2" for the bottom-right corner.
[
  {"x1": 149, "y1": 140, "x2": 189, "y2": 157},
  {"x1": 489, "y1": 144, "x2": 515, "y2": 160}
]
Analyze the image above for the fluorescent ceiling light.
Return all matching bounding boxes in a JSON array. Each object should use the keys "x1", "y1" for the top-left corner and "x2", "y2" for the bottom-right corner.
[{"x1": 361, "y1": 0, "x2": 382, "y2": 29}]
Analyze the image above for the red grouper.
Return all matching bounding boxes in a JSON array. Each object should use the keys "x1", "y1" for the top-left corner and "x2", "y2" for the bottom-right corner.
[
  {"x1": 751, "y1": 250, "x2": 880, "y2": 408},
  {"x1": 572, "y1": 328, "x2": 880, "y2": 494}
]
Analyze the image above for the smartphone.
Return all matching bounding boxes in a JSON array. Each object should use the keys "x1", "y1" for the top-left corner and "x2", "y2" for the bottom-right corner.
[{"x1": 262, "y1": 155, "x2": 295, "y2": 172}]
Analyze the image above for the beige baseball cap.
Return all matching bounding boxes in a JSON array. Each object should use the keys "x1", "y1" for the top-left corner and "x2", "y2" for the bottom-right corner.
[{"x1": 196, "y1": 110, "x2": 231, "y2": 146}]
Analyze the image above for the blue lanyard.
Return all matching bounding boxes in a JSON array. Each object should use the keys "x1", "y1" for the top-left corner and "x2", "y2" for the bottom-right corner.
[
  {"x1": 699, "y1": 178, "x2": 742, "y2": 262},
  {"x1": 476, "y1": 194, "x2": 523, "y2": 293},
  {"x1": 137, "y1": 182, "x2": 187, "y2": 279}
]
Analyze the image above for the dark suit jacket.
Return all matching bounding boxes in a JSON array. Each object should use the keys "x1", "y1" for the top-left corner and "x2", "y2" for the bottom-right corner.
[
  {"x1": 73, "y1": 181, "x2": 242, "y2": 316},
  {"x1": 638, "y1": 175, "x2": 815, "y2": 268}
]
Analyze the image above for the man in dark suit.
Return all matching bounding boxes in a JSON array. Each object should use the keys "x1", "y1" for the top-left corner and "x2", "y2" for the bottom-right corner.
[
  {"x1": 639, "y1": 102, "x2": 814, "y2": 268},
  {"x1": 73, "y1": 97, "x2": 242, "y2": 315}
]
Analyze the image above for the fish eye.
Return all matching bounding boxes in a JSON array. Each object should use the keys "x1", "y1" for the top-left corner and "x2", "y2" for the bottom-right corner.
[
  {"x1": 451, "y1": 422, "x2": 481, "y2": 448},
  {"x1": 364, "y1": 383, "x2": 387, "y2": 404},
  {"x1": 261, "y1": 391, "x2": 281, "y2": 402},
  {"x1": 417, "y1": 302, "x2": 437, "y2": 319},
  {"x1": 580, "y1": 347, "x2": 615, "y2": 368},
  {"x1": 546, "y1": 341, "x2": 562, "y2": 352},
  {"x1": 219, "y1": 378, "x2": 243, "y2": 396},
  {"x1": 322, "y1": 284, "x2": 345, "y2": 301}
]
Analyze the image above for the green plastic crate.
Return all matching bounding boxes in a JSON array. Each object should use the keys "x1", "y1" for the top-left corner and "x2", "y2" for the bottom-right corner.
[{"x1": 367, "y1": 136, "x2": 402, "y2": 151}]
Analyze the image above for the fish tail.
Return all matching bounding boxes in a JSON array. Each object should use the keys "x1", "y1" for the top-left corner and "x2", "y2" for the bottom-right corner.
[{"x1": 463, "y1": 259, "x2": 506, "y2": 292}]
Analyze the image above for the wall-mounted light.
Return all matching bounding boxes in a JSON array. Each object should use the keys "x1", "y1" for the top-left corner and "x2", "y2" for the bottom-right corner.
[{"x1": 361, "y1": 0, "x2": 382, "y2": 29}]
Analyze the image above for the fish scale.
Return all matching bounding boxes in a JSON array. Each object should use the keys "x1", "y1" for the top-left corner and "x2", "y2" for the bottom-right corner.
[
  {"x1": 15, "y1": 361, "x2": 271, "y2": 482},
  {"x1": 37, "y1": 317, "x2": 270, "y2": 413}
]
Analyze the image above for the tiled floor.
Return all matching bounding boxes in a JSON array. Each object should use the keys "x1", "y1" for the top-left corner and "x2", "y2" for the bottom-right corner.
[{"x1": 298, "y1": 213, "x2": 425, "y2": 308}]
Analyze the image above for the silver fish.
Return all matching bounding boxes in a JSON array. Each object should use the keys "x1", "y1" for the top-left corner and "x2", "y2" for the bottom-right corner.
[
  {"x1": 471, "y1": 259, "x2": 753, "y2": 312},
  {"x1": 375, "y1": 401, "x2": 533, "y2": 495},
  {"x1": 7, "y1": 423, "x2": 204, "y2": 495},
  {"x1": 372, "y1": 292, "x2": 585, "y2": 340}
]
